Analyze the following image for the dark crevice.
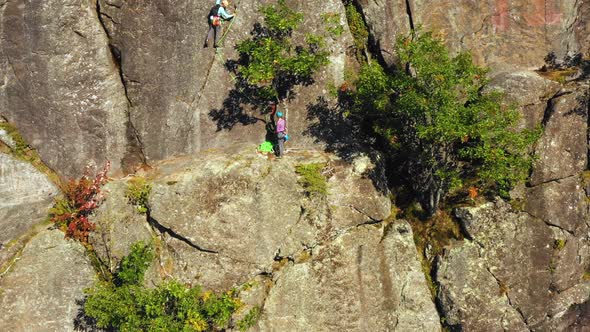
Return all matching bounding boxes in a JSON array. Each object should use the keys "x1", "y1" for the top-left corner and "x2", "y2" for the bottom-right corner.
[
  {"x1": 147, "y1": 214, "x2": 219, "y2": 254},
  {"x1": 528, "y1": 174, "x2": 577, "y2": 188},
  {"x1": 405, "y1": 0, "x2": 415, "y2": 30},
  {"x1": 541, "y1": 90, "x2": 574, "y2": 127},
  {"x1": 95, "y1": 0, "x2": 147, "y2": 169}
]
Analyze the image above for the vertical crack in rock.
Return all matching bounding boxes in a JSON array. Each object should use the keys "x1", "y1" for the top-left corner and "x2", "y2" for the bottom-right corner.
[
  {"x1": 95, "y1": 0, "x2": 147, "y2": 169},
  {"x1": 485, "y1": 267, "x2": 532, "y2": 331},
  {"x1": 541, "y1": 90, "x2": 573, "y2": 127},
  {"x1": 405, "y1": 0, "x2": 415, "y2": 30}
]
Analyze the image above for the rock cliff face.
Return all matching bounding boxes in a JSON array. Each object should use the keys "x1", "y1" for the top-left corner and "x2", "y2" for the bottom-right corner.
[
  {"x1": 1, "y1": 0, "x2": 590, "y2": 331},
  {"x1": 85, "y1": 147, "x2": 440, "y2": 331}
]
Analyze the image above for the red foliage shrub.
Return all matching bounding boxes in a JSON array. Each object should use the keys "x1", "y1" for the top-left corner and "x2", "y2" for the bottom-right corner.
[{"x1": 49, "y1": 161, "x2": 110, "y2": 243}]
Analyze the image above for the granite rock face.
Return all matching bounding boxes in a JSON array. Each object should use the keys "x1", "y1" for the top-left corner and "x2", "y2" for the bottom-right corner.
[
  {"x1": 360, "y1": 0, "x2": 585, "y2": 70},
  {"x1": 97, "y1": 0, "x2": 352, "y2": 164},
  {"x1": 0, "y1": 230, "x2": 95, "y2": 332},
  {"x1": 88, "y1": 180, "x2": 154, "y2": 273},
  {"x1": 438, "y1": 200, "x2": 590, "y2": 331},
  {"x1": 0, "y1": 0, "x2": 141, "y2": 178},
  {"x1": 259, "y1": 222, "x2": 441, "y2": 332},
  {"x1": 530, "y1": 88, "x2": 588, "y2": 186},
  {"x1": 146, "y1": 146, "x2": 391, "y2": 290},
  {"x1": 0, "y1": 153, "x2": 58, "y2": 248}
]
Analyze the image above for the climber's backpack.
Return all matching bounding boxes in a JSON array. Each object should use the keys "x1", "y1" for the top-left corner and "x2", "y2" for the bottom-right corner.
[{"x1": 209, "y1": 4, "x2": 221, "y2": 26}]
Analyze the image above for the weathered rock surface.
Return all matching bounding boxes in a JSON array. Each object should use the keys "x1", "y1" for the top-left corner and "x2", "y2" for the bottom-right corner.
[
  {"x1": 97, "y1": 0, "x2": 352, "y2": 164},
  {"x1": 361, "y1": 0, "x2": 584, "y2": 70},
  {"x1": 439, "y1": 200, "x2": 590, "y2": 331},
  {"x1": 0, "y1": 153, "x2": 58, "y2": 247},
  {"x1": 0, "y1": 229, "x2": 95, "y2": 332},
  {"x1": 258, "y1": 221, "x2": 441, "y2": 332},
  {"x1": 89, "y1": 180, "x2": 154, "y2": 273},
  {"x1": 525, "y1": 176, "x2": 588, "y2": 235},
  {"x1": 530, "y1": 88, "x2": 588, "y2": 186},
  {"x1": 146, "y1": 146, "x2": 390, "y2": 290},
  {"x1": 0, "y1": 0, "x2": 140, "y2": 178},
  {"x1": 486, "y1": 70, "x2": 561, "y2": 130}
]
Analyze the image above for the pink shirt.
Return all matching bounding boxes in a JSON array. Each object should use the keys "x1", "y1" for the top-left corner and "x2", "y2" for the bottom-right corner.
[{"x1": 276, "y1": 118, "x2": 286, "y2": 133}]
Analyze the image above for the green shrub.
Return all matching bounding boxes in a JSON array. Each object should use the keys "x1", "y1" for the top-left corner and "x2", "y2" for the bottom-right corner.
[
  {"x1": 553, "y1": 239, "x2": 566, "y2": 251},
  {"x1": 349, "y1": 30, "x2": 540, "y2": 216},
  {"x1": 83, "y1": 241, "x2": 250, "y2": 331},
  {"x1": 125, "y1": 177, "x2": 152, "y2": 214},
  {"x1": 345, "y1": 3, "x2": 369, "y2": 62},
  {"x1": 235, "y1": 0, "x2": 329, "y2": 105},
  {"x1": 321, "y1": 12, "x2": 344, "y2": 37},
  {"x1": 295, "y1": 163, "x2": 328, "y2": 198},
  {"x1": 237, "y1": 306, "x2": 261, "y2": 331}
]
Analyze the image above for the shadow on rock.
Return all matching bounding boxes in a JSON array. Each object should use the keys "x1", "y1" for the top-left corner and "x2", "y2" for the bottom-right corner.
[
  {"x1": 304, "y1": 96, "x2": 389, "y2": 194},
  {"x1": 73, "y1": 297, "x2": 101, "y2": 332}
]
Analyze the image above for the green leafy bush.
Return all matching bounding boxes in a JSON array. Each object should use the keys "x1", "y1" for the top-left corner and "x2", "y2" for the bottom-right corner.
[
  {"x1": 235, "y1": 0, "x2": 329, "y2": 104},
  {"x1": 344, "y1": 3, "x2": 369, "y2": 62},
  {"x1": 295, "y1": 163, "x2": 328, "y2": 198},
  {"x1": 349, "y1": 30, "x2": 540, "y2": 215},
  {"x1": 125, "y1": 177, "x2": 152, "y2": 214},
  {"x1": 83, "y1": 241, "x2": 250, "y2": 331},
  {"x1": 321, "y1": 12, "x2": 344, "y2": 37},
  {"x1": 237, "y1": 306, "x2": 261, "y2": 331}
]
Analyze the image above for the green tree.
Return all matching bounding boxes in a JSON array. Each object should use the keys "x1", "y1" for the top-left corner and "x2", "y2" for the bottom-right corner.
[
  {"x1": 235, "y1": 0, "x2": 329, "y2": 115},
  {"x1": 351, "y1": 30, "x2": 540, "y2": 216}
]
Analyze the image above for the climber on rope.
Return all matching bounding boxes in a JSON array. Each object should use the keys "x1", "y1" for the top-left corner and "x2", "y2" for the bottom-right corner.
[{"x1": 204, "y1": 0, "x2": 235, "y2": 48}]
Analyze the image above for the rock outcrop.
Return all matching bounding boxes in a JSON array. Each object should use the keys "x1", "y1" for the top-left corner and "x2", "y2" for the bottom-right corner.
[
  {"x1": 361, "y1": 0, "x2": 586, "y2": 70},
  {"x1": 259, "y1": 221, "x2": 441, "y2": 331},
  {"x1": 87, "y1": 146, "x2": 442, "y2": 330},
  {"x1": 437, "y1": 200, "x2": 590, "y2": 331},
  {"x1": 0, "y1": 153, "x2": 58, "y2": 249},
  {"x1": 0, "y1": 0, "x2": 141, "y2": 178},
  {"x1": 0, "y1": 230, "x2": 95, "y2": 332}
]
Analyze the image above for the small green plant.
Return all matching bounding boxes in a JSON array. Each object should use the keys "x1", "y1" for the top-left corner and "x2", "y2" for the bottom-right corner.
[
  {"x1": 344, "y1": 3, "x2": 369, "y2": 62},
  {"x1": 237, "y1": 306, "x2": 262, "y2": 331},
  {"x1": 125, "y1": 177, "x2": 152, "y2": 214},
  {"x1": 321, "y1": 12, "x2": 344, "y2": 37},
  {"x1": 583, "y1": 271, "x2": 590, "y2": 281},
  {"x1": 0, "y1": 122, "x2": 61, "y2": 185},
  {"x1": 48, "y1": 162, "x2": 110, "y2": 243},
  {"x1": 83, "y1": 241, "x2": 250, "y2": 331},
  {"x1": 553, "y1": 239, "x2": 567, "y2": 251},
  {"x1": 295, "y1": 163, "x2": 328, "y2": 198}
]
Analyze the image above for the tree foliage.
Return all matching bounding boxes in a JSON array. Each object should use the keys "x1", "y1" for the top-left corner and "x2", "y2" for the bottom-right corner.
[
  {"x1": 83, "y1": 241, "x2": 255, "y2": 331},
  {"x1": 235, "y1": 0, "x2": 329, "y2": 103},
  {"x1": 350, "y1": 31, "x2": 540, "y2": 215}
]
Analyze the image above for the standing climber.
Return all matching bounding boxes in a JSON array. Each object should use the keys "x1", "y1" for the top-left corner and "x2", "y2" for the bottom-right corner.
[
  {"x1": 204, "y1": 0, "x2": 235, "y2": 48},
  {"x1": 275, "y1": 110, "x2": 287, "y2": 158}
]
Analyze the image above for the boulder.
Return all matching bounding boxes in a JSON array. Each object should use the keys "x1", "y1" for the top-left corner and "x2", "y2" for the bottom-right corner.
[
  {"x1": 0, "y1": 0, "x2": 140, "y2": 178},
  {"x1": 486, "y1": 70, "x2": 561, "y2": 130},
  {"x1": 0, "y1": 153, "x2": 58, "y2": 248},
  {"x1": 530, "y1": 88, "x2": 588, "y2": 185},
  {"x1": 0, "y1": 230, "x2": 95, "y2": 332},
  {"x1": 258, "y1": 221, "x2": 441, "y2": 331}
]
